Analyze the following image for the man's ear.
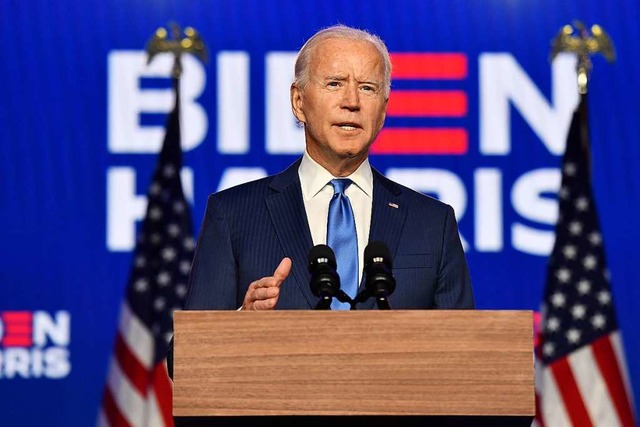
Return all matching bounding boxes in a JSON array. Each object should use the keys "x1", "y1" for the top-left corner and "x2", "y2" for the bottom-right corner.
[{"x1": 290, "y1": 83, "x2": 306, "y2": 124}]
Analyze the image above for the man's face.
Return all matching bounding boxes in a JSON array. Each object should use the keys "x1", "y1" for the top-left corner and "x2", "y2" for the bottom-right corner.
[{"x1": 291, "y1": 38, "x2": 388, "y2": 174}]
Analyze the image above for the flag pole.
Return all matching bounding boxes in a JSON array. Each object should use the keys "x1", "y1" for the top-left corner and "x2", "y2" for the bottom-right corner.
[
  {"x1": 146, "y1": 23, "x2": 208, "y2": 80},
  {"x1": 550, "y1": 21, "x2": 615, "y2": 175}
]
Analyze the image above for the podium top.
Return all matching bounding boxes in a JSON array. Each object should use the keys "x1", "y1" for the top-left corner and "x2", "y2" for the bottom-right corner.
[{"x1": 173, "y1": 310, "x2": 534, "y2": 418}]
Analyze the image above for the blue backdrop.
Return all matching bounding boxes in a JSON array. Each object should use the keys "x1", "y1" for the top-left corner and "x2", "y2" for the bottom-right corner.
[{"x1": 1, "y1": 1, "x2": 638, "y2": 425}]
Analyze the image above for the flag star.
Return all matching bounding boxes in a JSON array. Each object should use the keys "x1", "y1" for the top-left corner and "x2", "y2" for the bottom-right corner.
[
  {"x1": 150, "y1": 233, "x2": 162, "y2": 244},
  {"x1": 163, "y1": 165, "x2": 176, "y2": 177},
  {"x1": 568, "y1": 221, "x2": 583, "y2": 236},
  {"x1": 588, "y1": 232, "x2": 602, "y2": 246},
  {"x1": 162, "y1": 247, "x2": 177, "y2": 262},
  {"x1": 591, "y1": 313, "x2": 606, "y2": 329},
  {"x1": 551, "y1": 292, "x2": 566, "y2": 308},
  {"x1": 173, "y1": 201, "x2": 185, "y2": 214},
  {"x1": 134, "y1": 278, "x2": 148, "y2": 292},
  {"x1": 583, "y1": 254, "x2": 597, "y2": 270},
  {"x1": 546, "y1": 316, "x2": 560, "y2": 332},
  {"x1": 149, "y1": 206, "x2": 162, "y2": 221},
  {"x1": 577, "y1": 279, "x2": 591, "y2": 295},
  {"x1": 566, "y1": 328, "x2": 581, "y2": 344},
  {"x1": 575, "y1": 197, "x2": 589, "y2": 211},
  {"x1": 543, "y1": 342, "x2": 555, "y2": 356},
  {"x1": 555, "y1": 268, "x2": 572, "y2": 284},
  {"x1": 134, "y1": 256, "x2": 146, "y2": 268},
  {"x1": 167, "y1": 223, "x2": 181, "y2": 237},
  {"x1": 183, "y1": 237, "x2": 195, "y2": 251},
  {"x1": 562, "y1": 245, "x2": 577, "y2": 260},
  {"x1": 571, "y1": 304, "x2": 586, "y2": 320},
  {"x1": 152, "y1": 323, "x2": 161, "y2": 334},
  {"x1": 179, "y1": 260, "x2": 191, "y2": 275},
  {"x1": 157, "y1": 271, "x2": 171, "y2": 287},
  {"x1": 176, "y1": 283, "x2": 188, "y2": 298},
  {"x1": 559, "y1": 186, "x2": 570, "y2": 200},
  {"x1": 564, "y1": 162, "x2": 577, "y2": 176},
  {"x1": 597, "y1": 290, "x2": 611, "y2": 305},
  {"x1": 154, "y1": 297, "x2": 166, "y2": 311},
  {"x1": 149, "y1": 182, "x2": 161, "y2": 195}
]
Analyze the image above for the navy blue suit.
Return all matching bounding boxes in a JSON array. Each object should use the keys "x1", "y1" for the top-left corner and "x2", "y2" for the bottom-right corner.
[{"x1": 184, "y1": 159, "x2": 474, "y2": 310}]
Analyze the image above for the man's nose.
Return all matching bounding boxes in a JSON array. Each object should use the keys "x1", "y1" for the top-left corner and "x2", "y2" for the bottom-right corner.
[{"x1": 340, "y1": 84, "x2": 360, "y2": 111}]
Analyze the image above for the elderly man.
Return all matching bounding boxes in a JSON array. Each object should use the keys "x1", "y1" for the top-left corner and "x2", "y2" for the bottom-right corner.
[{"x1": 184, "y1": 25, "x2": 474, "y2": 311}]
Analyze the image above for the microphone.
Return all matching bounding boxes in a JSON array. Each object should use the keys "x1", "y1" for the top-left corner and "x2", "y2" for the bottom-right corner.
[
  {"x1": 308, "y1": 244, "x2": 343, "y2": 310},
  {"x1": 363, "y1": 241, "x2": 396, "y2": 310}
]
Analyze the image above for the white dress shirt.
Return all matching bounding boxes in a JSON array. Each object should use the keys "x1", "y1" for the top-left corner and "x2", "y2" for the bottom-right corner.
[{"x1": 298, "y1": 150, "x2": 373, "y2": 286}]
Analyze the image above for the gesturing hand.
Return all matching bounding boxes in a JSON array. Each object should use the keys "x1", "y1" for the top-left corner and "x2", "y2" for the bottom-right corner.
[{"x1": 242, "y1": 258, "x2": 292, "y2": 310}]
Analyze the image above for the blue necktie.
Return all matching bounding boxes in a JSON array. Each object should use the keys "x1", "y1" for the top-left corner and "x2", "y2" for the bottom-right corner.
[{"x1": 327, "y1": 179, "x2": 358, "y2": 310}]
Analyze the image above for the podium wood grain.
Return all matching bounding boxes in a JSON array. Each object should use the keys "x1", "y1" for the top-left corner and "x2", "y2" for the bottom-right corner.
[{"x1": 173, "y1": 310, "x2": 533, "y2": 417}]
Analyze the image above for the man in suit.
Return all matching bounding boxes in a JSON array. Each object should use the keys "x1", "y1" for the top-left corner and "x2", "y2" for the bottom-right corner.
[{"x1": 184, "y1": 25, "x2": 474, "y2": 311}]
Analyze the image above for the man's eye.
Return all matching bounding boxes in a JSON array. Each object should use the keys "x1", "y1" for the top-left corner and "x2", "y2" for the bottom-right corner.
[
  {"x1": 327, "y1": 81, "x2": 341, "y2": 87},
  {"x1": 361, "y1": 85, "x2": 376, "y2": 92}
]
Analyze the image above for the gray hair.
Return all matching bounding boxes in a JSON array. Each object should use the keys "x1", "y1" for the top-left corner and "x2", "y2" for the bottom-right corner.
[{"x1": 293, "y1": 24, "x2": 392, "y2": 98}]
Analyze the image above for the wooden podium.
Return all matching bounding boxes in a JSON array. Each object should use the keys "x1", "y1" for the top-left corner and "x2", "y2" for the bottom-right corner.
[{"x1": 173, "y1": 310, "x2": 534, "y2": 426}]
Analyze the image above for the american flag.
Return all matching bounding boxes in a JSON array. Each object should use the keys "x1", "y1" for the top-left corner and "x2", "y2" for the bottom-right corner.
[
  {"x1": 534, "y1": 95, "x2": 636, "y2": 426},
  {"x1": 99, "y1": 79, "x2": 195, "y2": 427}
]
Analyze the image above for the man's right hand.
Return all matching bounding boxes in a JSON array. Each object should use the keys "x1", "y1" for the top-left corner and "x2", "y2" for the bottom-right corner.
[{"x1": 242, "y1": 257, "x2": 292, "y2": 310}]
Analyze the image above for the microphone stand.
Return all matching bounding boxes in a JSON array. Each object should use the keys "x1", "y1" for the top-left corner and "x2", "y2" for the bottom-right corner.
[
  {"x1": 353, "y1": 288, "x2": 392, "y2": 310},
  {"x1": 314, "y1": 290, "x2": 355, "y2": 310}
]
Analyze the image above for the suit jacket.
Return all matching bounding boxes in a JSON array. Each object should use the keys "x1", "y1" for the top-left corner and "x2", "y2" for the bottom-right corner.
[{"x1": 184, "y1": 159, "x2": 474, "y2": 310}]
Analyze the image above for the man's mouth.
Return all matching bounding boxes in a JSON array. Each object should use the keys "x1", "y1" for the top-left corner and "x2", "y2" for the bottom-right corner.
[{"x1": 335, "y1": 122, "x2": 361, "y2": 131}]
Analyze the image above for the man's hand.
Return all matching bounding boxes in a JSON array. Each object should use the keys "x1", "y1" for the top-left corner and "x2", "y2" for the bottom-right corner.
[{"x1": 242, "y1": 258, "x2": 292, "y2": 310}]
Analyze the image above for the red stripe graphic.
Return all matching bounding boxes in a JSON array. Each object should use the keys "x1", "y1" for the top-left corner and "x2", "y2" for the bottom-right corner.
[
  {"x1": 2, "y1": 311, "x2": 32, "y2": 323},
  {"x1": 592, "y1": 336, "x2": 637, "y2": 427},
  {"x1": 372, "y1": 128, "x2": 468, "y2": 154},
  {"x1": 391, "y1": 53, "x2": 467, "y2": 80},
  {"x1": 115, "y1": 332, "x2": 149, "y2": 396},
  {"x1": 2, "y1": 336, "x2": 33, "y2": 347},
  {"x1": 550, "y1": 358, "x2": 593, "y2": 427},
  {"x1": 1, "y1": 312, "x2": 33, "y2": 346},
  {"x1": 388, "y1": 90, "x2": 467, "y2": 117},
  {"x1": 103, "y1": 387, "x2": 133, "y2": 427},
  {"x1": 5, "y1": 324, "x2": 32, "y2": 334}
]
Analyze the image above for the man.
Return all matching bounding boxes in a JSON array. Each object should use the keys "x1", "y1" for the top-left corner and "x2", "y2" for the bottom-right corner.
[{"x1": 184, "y1": 25, "x2": 474, "y2": 311}]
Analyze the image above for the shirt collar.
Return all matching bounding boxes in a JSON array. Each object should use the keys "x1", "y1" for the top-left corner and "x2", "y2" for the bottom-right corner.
[{"x1": 299, "y1": 150, "x2": 373, "y2": 201}]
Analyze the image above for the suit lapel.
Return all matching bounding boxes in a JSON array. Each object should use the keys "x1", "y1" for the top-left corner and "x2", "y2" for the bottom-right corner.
[
  {"x1": 360, "y1": 169, "x2": 408, "y2": 310},
  {"x1": 265, "y1": 160, "x2": 316, "y2": 308}
]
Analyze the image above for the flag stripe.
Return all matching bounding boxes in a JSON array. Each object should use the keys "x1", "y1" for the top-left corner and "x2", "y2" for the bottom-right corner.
[
  {"x1": 592, "y1": 335, "x2": 637, "y2": 427},
  {"x1": 569, "y1": 341, "x2": 621, "y2": 427},
  {"x1": 551, "y1": 357, "x2": 594, "y2": 427},
  {"x1": 390, "y1": 53, "x2": 467, "y2": 79},
  {"x1": 119, "y1": 302, "x2": 153, "y2": 370},
  {"x1": 107, "y1": 358, "x2": 146, "y2": 427},
  {"x1": 539, "y1": 366, "x2": 572, "y2": 426},
  {"x1": 611, "y1": 332, "x2": 635, "y2": 409},
  {"x1": 152, "y1": 363, "x2": 174, "y2": 426},
  {"x1": 147, "y1": 389, "x2": 166, "y2": 426},
  {"x1": 96, "y1": 410, "x2": 109, "y2": 427},
  {"x1": 372, "y1": 128, "x2": 468, "y2": 154},
  {"x1": 103, "y1": 387, "x2": 134, "y2": 427},
  {"x1": 533, "y1": 358, "x2": 547, "y2": 427},
  {"x1": 114, "y1": 332, "x2": 149, "y2": 397},
  {"x1": 387, "y1": 90, "x2": 467, "y2": 117}
]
